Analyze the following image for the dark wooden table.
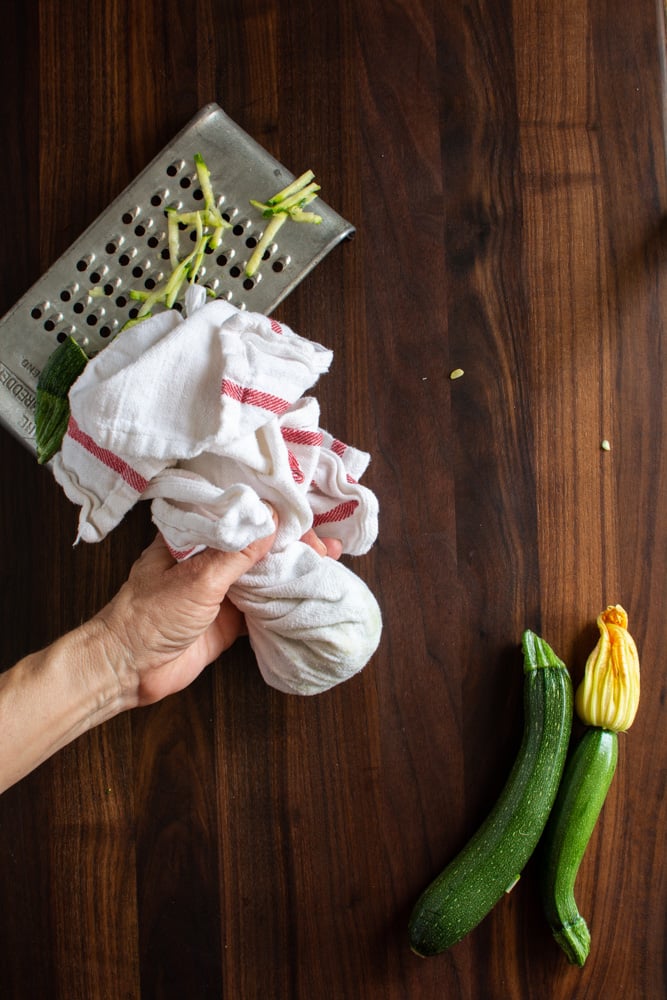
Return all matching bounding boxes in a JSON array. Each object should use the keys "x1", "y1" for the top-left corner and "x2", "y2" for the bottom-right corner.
[{"x1": 0, "y1": 1, "x2": 665, "y2": 997}]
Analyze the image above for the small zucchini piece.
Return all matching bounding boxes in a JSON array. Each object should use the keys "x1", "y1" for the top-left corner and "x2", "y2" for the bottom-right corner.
[
  {"x1": 539, "y1": 605, "x2": 640, "y2": 966},
  {"x1": 408, "y1": 630, "x2": 573, "y2": 956},
  {"x1": 35, "y1": 336, "x2": 88, "y2": 464},
  {"x1": 538, "y1": 726, "x2": 617, "y2": 965}
]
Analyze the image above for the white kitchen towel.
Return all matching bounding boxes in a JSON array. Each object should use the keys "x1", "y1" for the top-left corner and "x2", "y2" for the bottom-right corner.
[
  {"x1": 53, "y1": 288, "x2": 382, "y2": 694},
  {"x1": 229, "y1": 544, "x2": 382, "y2": 695}
]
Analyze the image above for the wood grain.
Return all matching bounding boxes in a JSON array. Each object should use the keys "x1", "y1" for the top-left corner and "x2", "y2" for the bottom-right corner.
[{"x1": 0, "y1": 0, "x2": 665, "y2": 997}]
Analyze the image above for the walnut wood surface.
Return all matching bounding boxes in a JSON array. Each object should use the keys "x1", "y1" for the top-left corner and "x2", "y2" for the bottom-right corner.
[{"x1": 0, "y1": 1, "x2": 665, "y2": 997}]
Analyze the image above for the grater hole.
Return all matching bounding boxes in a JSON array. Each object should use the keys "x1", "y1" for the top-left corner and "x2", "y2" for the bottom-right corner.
[
  {"x1": 216, "y1": 253, "x2": 229, "y2": 266},
  {"x1": 90, "y1": 271, "x2": 101, "y2": 284},
  {"x1": 145, "y1": 277, "x2": 156, "y2": 290},
  {"x1": 132, "y1": 265, "x2": 143, "y2": 278},
  {"x1": 148, "y1": 235, "x2": 159, "y2": 248},
  {"x1": 232, "y1": 223, "x2": 245, "y2": 236},
  {"x1": 134, "y1": 224, "x2": 146, "y2": 237},
  {"x1": 128, "y1": 307, "x2": 139, "y2": 320},
  {"x1": 56, "y1": 330, "x2": 68, "y2": 344},
  {"x1": 31, "y1": 307, "x2": 42, "y2": 320},
  {"x1": 180, "y1": 176, "x2": 192, "y2": 189},
  {"x1": 151, "y1": 193, "x2": 162, "y2": 206},
  {"x1": 116, "y1": 295, "x2": 127, "y2": 308},
  {"x1": 86, "y1": 314, "x2": 98, "y2": 327},
  {"x1": 73, "y1": 302, "x2": 85, "y2": 314},
  {"x1": 44, "y1": 319, "x2": 56, "y2": 332},
  {"x1": 243, "y1": 277, "x2": 256, "y2": 291},
  {"x1": 104, "y1": 283, "x2": 114, "y2": 296},
  {"x1": 76, "y1": 259, "x2": 89, "y2": 272},
  {"x1": 229, "y1": 265, "x2": 242, "y2": 278},
  {"x1": 60, "y1": 290, "x2": 71, "y2": 302},
  {"x1": 100, "y1": 326, "x2": 112, "y2": 338},
  {"x1": 119, "y1": 253, "x2": 131, "y2": 266},
  {"x1": 193, "y1": 188, "x2": 203, "y2": 201},
  {"x1": 160, "y1": 248, "x2": 170, "y2": 260},
  {"x1": 105, "y1": 234, "x2": 124, "y2": 254},
  {"x1": 272, "y1": 254, "x2": 291, "y2": 272},
  {"x1": 246, "y1": 236, "x2": 257, "y2": 248}
]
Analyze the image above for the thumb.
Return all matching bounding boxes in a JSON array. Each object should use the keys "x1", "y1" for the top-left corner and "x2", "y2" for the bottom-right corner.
[
  {"x1": 188, "y1": 525, "x2": 276, "y2": 592},
  {"x1": 158, "y1": 505, "x2": 277, "y2": 599}
]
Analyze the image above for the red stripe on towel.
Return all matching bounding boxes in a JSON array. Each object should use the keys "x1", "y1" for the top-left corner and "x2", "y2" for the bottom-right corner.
[
  {"x1": 166, "y1": 543, "x2": 197, "y2": 561},
  {"x1": 221, "y1": 379, "x2": 290, "y2": 416},
  {"x1": 287, "y1": 450, "x2": 305, "y2": 483},
  {"x1": 280, "y1": 427, "x2": 323, "y2": 447},
  {"x1": 269, "y1": 318, "x2": 283, "y2": 336},
  {"x1": 312, "y1": 499, "x2": 359, "y2": 526},
  {"x1": 67, "y1": 417, "x2": 149, "y2": 493}
]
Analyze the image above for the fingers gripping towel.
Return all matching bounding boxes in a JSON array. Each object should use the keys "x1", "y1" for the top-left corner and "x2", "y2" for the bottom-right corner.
[{"x1": 53, "y1": 287, "x2": 382, "y2": 694}]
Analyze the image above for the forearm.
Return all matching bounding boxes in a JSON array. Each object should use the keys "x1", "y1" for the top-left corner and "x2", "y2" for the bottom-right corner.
[{"x1": 0, "y1": 620, "x2": 130, "y2": 794}]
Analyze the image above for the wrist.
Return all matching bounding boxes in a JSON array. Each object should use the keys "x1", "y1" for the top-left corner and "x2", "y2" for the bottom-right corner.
[
  {"x1": 80, "y1": 613, "x2": 142, "y2": 714},
  {"x1": 51, "y1": 618, "x2": 135, "y2": 723}
]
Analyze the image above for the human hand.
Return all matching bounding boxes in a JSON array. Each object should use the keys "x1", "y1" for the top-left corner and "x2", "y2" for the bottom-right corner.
[
  {"x1": 94, "y1": 516, "x2": 341, "y2": 709},
  {"x1": 0, "y1": 511, "x2": 344, "y2": 794}
]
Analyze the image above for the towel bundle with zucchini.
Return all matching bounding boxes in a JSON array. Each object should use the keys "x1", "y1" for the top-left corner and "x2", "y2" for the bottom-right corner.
[
  {"x1": 408, "y1": 608, "x2": 640, "y2": 965},
  {"x1": 40, "y1": 286, "x2": 382, "y2": 696}
]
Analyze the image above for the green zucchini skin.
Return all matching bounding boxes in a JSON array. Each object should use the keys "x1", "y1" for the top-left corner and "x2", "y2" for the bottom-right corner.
[
  {"x1": 35, "y1": 336, "x2": 88, "y2": 464},
  {"x1": 408, "y1": 631, "x2": 573, "y2": 956},
  {"x1": 539, "y1": 726, "x2": 618, "y2": 966}
]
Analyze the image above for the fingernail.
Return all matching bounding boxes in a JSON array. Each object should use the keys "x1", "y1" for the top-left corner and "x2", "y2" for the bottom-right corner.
[{"x1": 328, "y1": 538, "x2": 344, "y2": 559}]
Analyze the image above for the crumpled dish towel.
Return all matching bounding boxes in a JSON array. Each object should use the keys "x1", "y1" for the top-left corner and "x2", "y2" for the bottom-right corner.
[{"x1": 53, "y1": 286, "x2": 382, "y2": 695}]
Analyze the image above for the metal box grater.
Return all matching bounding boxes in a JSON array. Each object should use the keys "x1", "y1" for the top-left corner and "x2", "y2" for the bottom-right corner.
[{"x1": 0, "y1": 103, "x2": 355, "y2": 455}]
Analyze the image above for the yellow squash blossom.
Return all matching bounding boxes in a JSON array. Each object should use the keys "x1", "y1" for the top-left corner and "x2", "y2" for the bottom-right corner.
[{"x1": 575, "y1": 605, "x2": 640, "y2": 732}]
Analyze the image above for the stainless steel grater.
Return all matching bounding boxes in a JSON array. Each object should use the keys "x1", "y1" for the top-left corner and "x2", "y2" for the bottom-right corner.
[{"x1": 0, "y1": 103, "x2": 355, "y2": 454}]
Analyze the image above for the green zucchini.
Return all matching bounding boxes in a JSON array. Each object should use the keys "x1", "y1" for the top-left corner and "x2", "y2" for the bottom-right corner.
[
  {"x1": 408, "y1": 630, "x2": 573, "y2": 956},
  {"x1": 538, "y1": 605, "x2": 640, "y2": 966},
  {"x1": 35, "y1": 335, "x2": 88, "y2": 464},
  {"x1": 538, "y1": 726, "x2": 618, "y2": 966}
]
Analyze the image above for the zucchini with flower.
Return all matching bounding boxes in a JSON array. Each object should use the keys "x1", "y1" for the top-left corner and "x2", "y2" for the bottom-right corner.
[{"x1": 539, "y1": 605, "x2": 640, "y2": 966}]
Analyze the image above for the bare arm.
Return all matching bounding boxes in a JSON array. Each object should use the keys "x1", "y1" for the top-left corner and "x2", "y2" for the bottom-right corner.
[{"x1": 0, "y1": 620, "x2": 127, "y2": 793}]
